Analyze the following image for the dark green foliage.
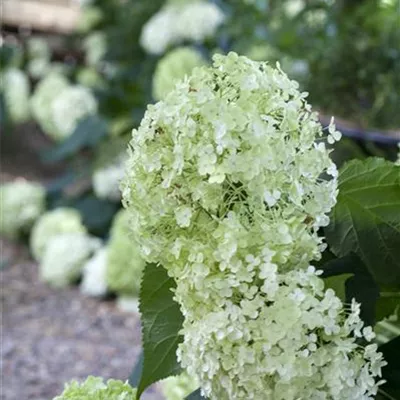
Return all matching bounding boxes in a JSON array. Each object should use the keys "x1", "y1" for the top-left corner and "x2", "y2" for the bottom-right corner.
[
  {"x1": 325, "y1": 158, "x2": 400, "y2": 286},
  {"x1": 136, "y1": 263, "x2": 184, "y2": 399}
]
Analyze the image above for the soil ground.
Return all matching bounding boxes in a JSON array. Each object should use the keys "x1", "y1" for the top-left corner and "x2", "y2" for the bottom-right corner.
[{"x1": 1, "y1": 124, "x2": 162, "y2": 400}]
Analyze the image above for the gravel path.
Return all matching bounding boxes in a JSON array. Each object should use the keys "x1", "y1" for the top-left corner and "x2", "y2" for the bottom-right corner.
[{"x1": 1, "y1": 238, "x2": 160, "y2": 400}]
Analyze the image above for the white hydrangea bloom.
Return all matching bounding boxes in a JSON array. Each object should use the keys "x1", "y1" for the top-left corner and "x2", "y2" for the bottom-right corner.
[
  {"x1": 51, "y1": 85, "x2": 98, "y2": 140},
  {"x1": 1, "y1": 68, "x2": 31, "y2": 123},
  {"x1": 30, "y1": 72, "x2": 69, "y2": 140},
  {"x1": 30, "y1": 207, "x2": 87, "y2": 262},
  {"x1": 40, "y1": 233, "x2": 100, "y2": 288},
  {"x1": 92, "y1": 153, "x2": 127, "y2": 201},
  {"x1": 80, "y1": 247, "x2": 108, "y2": 297},
  {"x1": 159, "y1": 372, "x2": 199, "y2": 400},
  {"x1": 0, "y1": 179, "x2": 45, "y2": 239},
  {"x1": 27, "y1": 37, "x2": 51, "y2": 79},
  {"x1": 83, "y1": 31, "x2": 107, "y2": 66},
  {"x1": 178, "y1": 267, "x2": 386, "y2": 399},
  {"x1": 140, "y1": 1, "x2": 225, "y2": 55},
  {"x1": 153, "y1": 47, "x2": 206, "y2": 101},
  {"x1": 396, "y1": 142, "x2": 400, "y2": 165},
  {"x1": 122, "y1": 53, "x2": 385, "y2": 399}
]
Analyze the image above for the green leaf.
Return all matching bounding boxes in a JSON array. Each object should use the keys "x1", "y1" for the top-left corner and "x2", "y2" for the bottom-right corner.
[
  {"x1": 137, "y1": 263, "x2": 184, "y2": 399},
  {"x1": 128, "y1": 351, "x2": 143, "y2": 388},
  {"x1": 325, "y1": 157, "x2": 400, "y2": 286},
  {"x1": 41, "y1": 115, "x2": 108, "y2": 163},
  {"x1": 376, "y1": 291, "x2": 400, "y2": 322},
  {"x1": 321, "y1": 253, "x2": 379, "y2": 326},
  {"x1": 378, "y1": 336, "x2": 400, "y2": 399}
]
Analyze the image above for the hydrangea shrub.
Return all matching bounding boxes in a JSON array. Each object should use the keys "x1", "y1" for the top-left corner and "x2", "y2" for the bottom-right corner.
[
  {"x1": 153, "y1": 47, "x2": 206, "y2": 101},
  {"x1": 30, "y1": 72, "x2": 69, "y2": 140},
  {"x1": 80, "y1": 247, "x2": 108, "y2": 297},
  {"x1": 106, "y1": 210, "x2": 145, "y2": 296},
  {"x1": 140, "y1": 0, "x2": 225, "y2": 55},
  {"x1": 53, "y1": 376, "x2": 137, "y2": 399},
  {"x1": 1, "y1": 68, "x2": 31, "y2": 124},
  {"x1": 40, "y1": 233, "x2": 100, "y2": 288},
  {"x1": 30, "y1": 208, "x2": 87, "y2": 262},
  {"x1": 122, "y1": 52, "x2": 386, "y2": 399},
  {"x1": 0, "y1": 180, "x2": 45, "y2": 239}
]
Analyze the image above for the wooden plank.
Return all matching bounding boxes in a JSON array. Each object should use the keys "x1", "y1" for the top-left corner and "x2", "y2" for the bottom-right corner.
[{"x1": 1, "y1": 0, "x2": 81, "y2": 33}]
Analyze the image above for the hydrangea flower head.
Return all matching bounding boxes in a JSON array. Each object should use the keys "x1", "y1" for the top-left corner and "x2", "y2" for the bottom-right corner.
[
  {"x1": 0, "y1": 179, "x2": 45, "y2": 238},
  {"x1": 40, "y1": 233, "x2": 100, "y2": 288},
  {"x1": 1, "y1": 68, "x2": 31, "y2": 123},
  {"x1": 153, "y1": 47, "x2": 206, "y2": 101},
  {"x1": 122, "y1": 51, "x2": 339, "y2": 281},
  {"x1": 30, "y1": 208, "x2": 87, "y2": 262},
  {"x1": 81, "y1": 247, "x2": 108, "y2": 297},
  {"x1": 140, "y1": 1, "x2": 225, "y2": 55},
  {"x1": 106, "y1": 210, "x2": 145, "y2": 296},
  {"x1": 30, "y1": 72, "x2": 69, "y2": 140},
  {"x1": 51, "y1": 85, "x2": 97, "y2": 140},
  {"x1": 122, "y1": 52, "x2": 384, "y2": 399},
  {"x1": 53, "y1": 376, "x2": 136, "y2": 399},
  {"x1": 159, "y1": 372, "x2": 199, "y2": 400}
]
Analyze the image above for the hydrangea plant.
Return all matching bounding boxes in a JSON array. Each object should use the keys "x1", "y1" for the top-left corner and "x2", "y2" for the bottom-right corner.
[
  {"x1": 106, "y1": 210, "x2": 145, "y2": 296},
  {"x1": 80, "y1": 247, "x2": 108, "y2": 297},
  {"x1": 0, "y1": 180, "x2": 45, "y2": 239},
  {"x1": 40, "y1": 233, "x2": 101, "y2": 288},
  {"x1": 153, "y1": 47, "x2": 206, "y2": 101},
  {"x1": 30, "y1": 208, "x2": 87, "y2": 262},
  {"x1": 30, "y1": 72, "x2": 69, "y2": 140},
  {"x1": 122, "y1": 52, "x2": 385, "y2": 399},
  {"x1": 53, "y1": 376, "x2": 137, "y2": 399},
  {"x1": 159, "y1": 373, "x2": 199, "y2": 400},
  {"x1": 51, "y1": 85, "x2": 98, "y2": 140},
  {"x1": 1, "y1": 68, "x2": 31, "y2": 124},
  {"x1": 140, "y1": 0, "x2": 225, "y2": 55}
]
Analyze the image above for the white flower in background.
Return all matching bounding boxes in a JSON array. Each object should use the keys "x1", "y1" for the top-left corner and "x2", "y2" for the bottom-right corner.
[
  {"x1": 122, "y1": 52, "x2": 384, "y2": 399},
  {"x1": 175, "y1": 1, "x2": 225, "y2": 42},
  {"x1": 1, "y1": 68, "x2": 31, "y2": 123},
  {"x1": 0, "y1": 179, "x2": 45, "y2": 239},
  {"x1": 159, "y1": 373, "x2": 199, "y2": 400},
  {"x1": 140, "y1": 1, "x2": 225, "y2": 55},
  {"x1": 106, "y1": 210, "x2": 145, "y2": 296},
  {"x1": 153, "y1": 47, "x2": 206, "y2": 101},
  {"x1": 27, "y1": 37, "x2": 51, "y2": 79},
  {"x1": 116, "y1": 296, "x2": 139, "y2": 313},
  {"x1": 83, "y1": 31, "x2": 107, "y2": 66},
  {"x1": 80, "y1": 247, "x2": 108, "y2": 297},
  {"x1": 30, "y1": 72, "x2": 69, "y2": 140},
  {"x1": 396, "y1": 142, "x2": 400, "y2": 165},
  {"x1": 51, "y1": 85, "x2": 98, "y2": 140},
  {"x1": 30, "y1": 207, "x2": 87, "y2": 262},
  {"x1": 53, "y1": 376, "x2": 137, "y2": 400},
  {"x1": 40, "y1": 233, "x2": 100, "y2": 288},
  {"x1": 92, "y1": 153, "x2": 127, "y2": 201}
]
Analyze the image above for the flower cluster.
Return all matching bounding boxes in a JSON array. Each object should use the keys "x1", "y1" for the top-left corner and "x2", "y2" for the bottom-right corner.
[
  {"x1": 40, "y1": 233, "x2": 100, "y2": 288},
  {"x1": 93, "y1": 153, "x2": 127, "y2": 201},
  {"x1": 53, "y1": 376, "x2": 137, "y2": 400},
  {"x1": 30, "y1": 208, "x2": 87, "y2": 261},
  {"x1": 0, "y1": 179, "x2": 45, "y2": 239},
  {"x1": 81, "y1": 247, "x2": 108, "y2": 297},
  {"x1": 122, "y1": 52, "x2": 385, "y2": 398},
  {"x1": 106, "y1": 210, "x2": 145, "y2": 296},
  {"x1": 30, "y1": 72, "x2": 69, "y2": 140},
  {"x1": 1, "y1": 68, "x2": 31, "y2": 124},
  {"x1": 51, "y1": 85, "x2": 97, "y2": 140},
  {"x1": 159, "y1": 372, "x2": 199, "y2": 400},
  {"x1": 27, "y1": 37, "x2": 51, "y2": 79},
  {"x1": 178, "y1": 267, "x2": 385, "y2": 399},
  {"x1": 140, "y1": 0, "x2": 225, "y2": 55},
  {"x1": 153, "y1": 47, "x2": 206, "y2": 101},
  {"x1": 83, "y1": 32, "x2": 107, "y2": 67}
]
